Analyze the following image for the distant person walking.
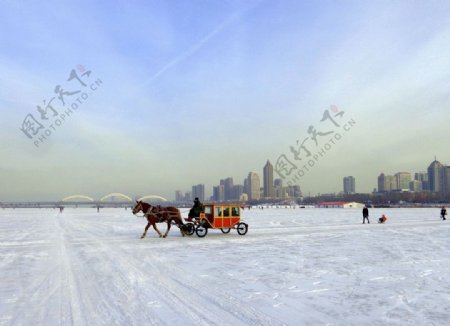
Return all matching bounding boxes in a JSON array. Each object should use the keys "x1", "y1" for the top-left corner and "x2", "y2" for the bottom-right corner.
[
  {"x1": 441, "y1": 206, "x2": 447, "y2": 220},
  {"x1": 362, "y1": 206, "x2": 370, "y2": 224}
]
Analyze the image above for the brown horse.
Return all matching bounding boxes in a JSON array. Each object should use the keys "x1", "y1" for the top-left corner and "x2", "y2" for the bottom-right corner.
[{"x1": 132, "y1": 201, "x2": 185, "y2": 238}]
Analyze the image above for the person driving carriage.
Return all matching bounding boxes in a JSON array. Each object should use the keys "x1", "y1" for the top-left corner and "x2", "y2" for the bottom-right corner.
[{"x1": 188, "y1": 197, "x2": 203, "y2": 219}]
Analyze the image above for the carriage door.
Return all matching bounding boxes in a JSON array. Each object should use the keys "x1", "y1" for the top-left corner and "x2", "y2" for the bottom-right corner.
[
  {"x1": 214, "y1": 206, "x2": 223, "y2": 228},
  {"x1": 231, "y1": 206, "x2": 240, "y2": 226},
  {"x1": 222, "y1": 206, "x2": 231, "y2": 228}
]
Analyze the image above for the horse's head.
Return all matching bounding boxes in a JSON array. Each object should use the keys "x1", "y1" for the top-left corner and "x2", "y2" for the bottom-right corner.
[{"x1": 132, "y1": 201, "x2": 144, "y2": 215}]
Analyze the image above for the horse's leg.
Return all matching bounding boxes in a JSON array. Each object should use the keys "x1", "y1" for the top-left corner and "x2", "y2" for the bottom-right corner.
[
  {"x1": 175, "y1": 216, "x2": 185, "y2": 237},
  {"x1": 141, "y1": 222, "x2": 151, "y2": 239},
  {"x1": 163, "y1": 219, "x2": 171, "y2": 238},
  {"x1": 152, "y1": 222, "x2": 163, "y2": 238}
]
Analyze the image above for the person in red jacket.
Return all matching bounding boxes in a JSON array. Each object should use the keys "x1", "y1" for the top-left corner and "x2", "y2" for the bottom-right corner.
[{"x1": 378, "y1": 214, "x2": 387, "y2": 223}]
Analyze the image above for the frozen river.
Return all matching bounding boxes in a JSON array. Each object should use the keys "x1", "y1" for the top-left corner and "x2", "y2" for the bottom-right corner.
[{"x1": 0, "y1": 207, "x2": 449, "y2": 325}]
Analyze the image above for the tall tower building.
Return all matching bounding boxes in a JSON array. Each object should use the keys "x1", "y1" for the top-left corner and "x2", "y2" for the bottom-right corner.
[
  {"x1": 409, "y1": 180, "x2": 422, "y2": 192},
  {"x1": 232, "y1": 185, "x2": 244, "y2": 201},
  {"x1": 247, "y1": 172, "x2": 261, "y2": 201},
  {"x1": 213, "y1": 185, "x2": 225, "y2": 202},
  {"x1": 378, "y1": 173, "x2": 395, "y2": 192},
  {"x1": 343, "y1": 176, "x2": 355, "y2": 194},
  {"x1": 263, "y1": 160, "x2": 274, "y2": 199},
  {"x1": 428, "y1": 159, "x2": 445, "y2": 193},
  {"x1": 243, "y1": 178, "x2": 250, "y2": 197},
  {"x1": 222, "y1": 177, "x2": 234, "y2": 201},
  {"x1": 395, "y1": 172, "x2": 411, "y2": 191},
  {"x1": 191, "y1": 184, "x2": 205, "y2": 202},
  {"x1": 415, "y1": 172, "x2": 429, "y2": 191},
  {"x1": 444, "y1": 166, "x2": 450, "y2": 194},
  {"x1": 175, "y1": 190, "x2": 183, "y2": 202}
]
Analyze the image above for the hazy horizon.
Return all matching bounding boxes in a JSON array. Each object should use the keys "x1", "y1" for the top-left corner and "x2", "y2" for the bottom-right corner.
[{"x1": 1, "y1": 1, "x2": 450, "y2": 201}]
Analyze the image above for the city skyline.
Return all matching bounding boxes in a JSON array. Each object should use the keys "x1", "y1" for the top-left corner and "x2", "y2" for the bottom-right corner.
[
  {"x1": 2, "y1": 2, "x2": 450, "y2": 201},
  {"x1": 174, "y1": 157, "x2": 448, "y2": 202}
]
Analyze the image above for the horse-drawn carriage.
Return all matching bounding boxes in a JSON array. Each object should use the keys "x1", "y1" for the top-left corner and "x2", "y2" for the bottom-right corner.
[
  {"x1": 132, "y1": 201, "x2": 248, "y2": 238},
  {"x1": 184, "y1": 203, "x2": 248, "y2": 237}
]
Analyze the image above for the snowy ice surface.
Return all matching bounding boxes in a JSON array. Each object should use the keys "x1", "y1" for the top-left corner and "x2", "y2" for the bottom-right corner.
[{"x1": 1, "y1": 207, "x2": 449, "y2": 325}]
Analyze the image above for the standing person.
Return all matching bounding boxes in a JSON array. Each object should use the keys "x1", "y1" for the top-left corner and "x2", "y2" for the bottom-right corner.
[
  {"x1": 441, "y1": 206, "x2": 447, "y2": 220},
  {"x1": 362, "y1": 206, "x2": 370, "y2": 224}
]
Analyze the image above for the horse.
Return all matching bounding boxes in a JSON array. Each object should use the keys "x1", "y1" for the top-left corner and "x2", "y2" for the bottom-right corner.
[{"x1": 132, "y1": 201, "x2": 186, "y2": 238}]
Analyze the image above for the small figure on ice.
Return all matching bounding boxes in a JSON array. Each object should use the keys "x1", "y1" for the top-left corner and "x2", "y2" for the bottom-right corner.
[
  {"x1": 378, "y1": 214, "x2": 388, "y2": 224},
  {"x1": 441, "y1": 206, "x2": 447, "y2": 220},
  {"x1": 362, "y1": 206, "x2": 370, "y2": 224}
]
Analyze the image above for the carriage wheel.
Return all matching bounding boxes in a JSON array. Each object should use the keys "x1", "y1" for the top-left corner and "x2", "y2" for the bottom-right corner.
[
  {"x1": 236, "y1": 223, "x2": 248, "y2": 235},
  {"x1": 221, "y1": 228, "x2": 231, "y2": 234},
  {"x1": 183, "y1": 223, "x2": 195, "y2": 236},
  {"x1": 195, "y1": 224, "x2": 208, "y2": 237}
]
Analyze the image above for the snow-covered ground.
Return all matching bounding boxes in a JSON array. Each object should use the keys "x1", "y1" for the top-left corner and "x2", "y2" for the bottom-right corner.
[{"x1": 1, "y1": 207, "x2": 449, "y2": 325}]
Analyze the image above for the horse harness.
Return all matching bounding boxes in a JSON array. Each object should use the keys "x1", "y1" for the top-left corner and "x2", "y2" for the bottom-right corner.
[{"x1": 145, "y1": 205, "x2": 177, "y2": 223}]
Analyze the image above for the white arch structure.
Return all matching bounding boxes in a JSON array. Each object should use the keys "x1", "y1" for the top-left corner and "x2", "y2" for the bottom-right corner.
[
  {"x1": 100, "y1": 193, "x2": 133, "y2": 202},
  {"x1": 62, "y1": 195, "x2": 95, "y2": 202},
  {"x1": 138, "y1": 195, "x2": 168, "y2": 202}
]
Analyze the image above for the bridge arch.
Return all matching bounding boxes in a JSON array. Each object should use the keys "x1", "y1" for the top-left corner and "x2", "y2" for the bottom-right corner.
[
  {"x1": 100, "y1": 193, "x2": 133, "y2": 202},
  {"x1": 138, "y1": 195, "x2": 168, "y2": 202},
  {"x1": 62, "y1": 195, "x2": 95, "y2": 202}
]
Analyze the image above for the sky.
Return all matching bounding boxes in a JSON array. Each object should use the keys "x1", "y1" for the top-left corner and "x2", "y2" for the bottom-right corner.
[{"x1": 1, "y1": 0, "x2": 450, "y2": 201}]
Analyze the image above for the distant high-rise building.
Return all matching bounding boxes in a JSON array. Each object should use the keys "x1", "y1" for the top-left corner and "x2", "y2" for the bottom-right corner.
[
  {"x1": 192, "y1": 184, "x2": 205, "y2": 202},
  {"x1": 213, "y1": 185, "x2": 225, "y2": 202},
  {"x1": 275, "y1": 187, "x2": 287, "y2": 199},
  {"x1": 175, "y1": 190, "x2": 183, "y2": 202},
  {"x1": 221, "y1": 177, "x2": 234, "y2": 201},
  {"x1": 243, "y1": 178, "x2": 250, "y2": 197},
  {"x1": 414, "y1": 172, "x2": 428, "y2": 182},
  {"x1": 395, "y1": 172, "x2": 411, "y2": 191},
  {"x1": 247, "y1": 172, "x2": 261, "y2": 201},
  {"x1": 263, "y1": 160, "x2": 274, "y2": 199},
  {"x1": 343, "y1": 176, "x2": 355, "y2": 194},
  {"x1": 414, "y1": 172, "x2": 429, "y2": 192},
  {"x1": 232, "y1": 185, "x2": 244, "y2": 201},
  {"x1": 427, "y1": 159, "x2": 445, "y2": 193},
  {"x1": 293, "y1": 185, "x2": 302, "y2": 198},
  {"x1": 444, "y1": 166, "x2": 450, "y2": 194},
  {"x1": 409, "y1": 180, "x2": 422, "y2": 192},
  {"x1": 378, "y1": 173, "x2": 395, "y2": 192},
  {"x1": 274, "y1": 178, "x2": 283, "y2": 199}
]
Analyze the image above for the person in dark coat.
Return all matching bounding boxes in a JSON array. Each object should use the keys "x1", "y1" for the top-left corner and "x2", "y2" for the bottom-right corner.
[
  {"x1": 441, "y1": 206, "x2": 447, "y2": 220},
  {"x1": 188, "y1": 197, "x2": 203, "y2": 218},
  {"x1": 362, "y1": 206, "x2": 370, "y2": 224}
]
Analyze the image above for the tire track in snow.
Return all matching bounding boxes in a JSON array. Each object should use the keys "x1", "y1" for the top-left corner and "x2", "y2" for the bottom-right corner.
[
  {"x1": 58, "y1": 216, "x2": 163, "y2": 325},
  {"x1": 62, "y1": 218, "x2": 233, "y2": 325},
  {"x1": 66, "y1": 217, "x2": 285, "y2": 325},
  {"x1": 55, "y1": 214, "x2": 84, "y2": 325}
]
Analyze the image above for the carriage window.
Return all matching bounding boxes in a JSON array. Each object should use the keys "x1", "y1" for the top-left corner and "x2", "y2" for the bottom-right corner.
[
  {"x1": 223, "y1": 208, "x2": 230, "y2": 217},
  {"x1": 215, "y1": 207, "x2": 222, "y2": 217},
  {"x1": 232, "y1": 207, "x2": 239, "y2": 216},
  {"x1": 204, "y1": 206, "x2": 212, "y2": 214}
]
